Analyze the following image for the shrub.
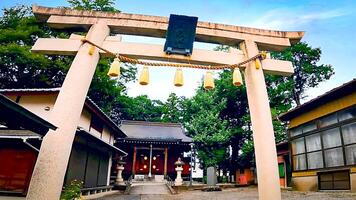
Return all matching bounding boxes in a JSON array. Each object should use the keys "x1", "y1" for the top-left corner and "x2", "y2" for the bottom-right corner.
[{"x1": 60, "y1": 180, "x2": 83, "y2": 200}]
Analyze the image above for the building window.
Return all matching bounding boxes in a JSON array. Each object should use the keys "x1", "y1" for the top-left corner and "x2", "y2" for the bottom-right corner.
[
  {"x1": 303, "y1": 122, "x2": 317, "y2": 133},
  {"x1": 322, "y1": 128, "x2": 342, "y2": 149},
  {"x1": 338, "y1": 107, "x2": 356, "y2": 122},
  {"x1": 320, "y1": 113, "x2": 338, "y2": 128},
  {"x1": 290, "y1": 106, "x2": 356, "y2": 171},
  {"x1": 293, "y1": 154, "x2": 306, "y2": 170},
  {"x1": 342, "y1": 122, "x2": 356, "y2": 145},
  {"x1": 305, "y1": 133, "x2": 321, "y2": 152},
  {"x1": 290, "y1": 126, "x2": 303, "y2": 137},
  {"x1": 307, "y1": 151, "x2": 323, "y2": 169},
  {"x1": 345, "y1": 144, "x2": 356, "y2": 165},
  {"x1": 291, "y1": 138, "x2": 305, "y2": 154},
  {"x1": 324, "y1": 147, "x2": 344, "y2": 167},
  {"x1": 290, "y1": 122, "x2": 316, "y2": 138},
  {"x1": 90, "y1": 115, "x2": 103, "y2": 133}
]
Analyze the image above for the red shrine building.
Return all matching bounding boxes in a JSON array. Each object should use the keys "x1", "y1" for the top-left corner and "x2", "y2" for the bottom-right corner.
[{"x1": 115, "y1": 120, "x2": 192, "y2": 180}]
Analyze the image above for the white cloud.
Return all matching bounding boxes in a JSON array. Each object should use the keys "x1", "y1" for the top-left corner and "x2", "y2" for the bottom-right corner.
[{"x1": 244, "y1": 8, "x2": 350, "y2": 30}]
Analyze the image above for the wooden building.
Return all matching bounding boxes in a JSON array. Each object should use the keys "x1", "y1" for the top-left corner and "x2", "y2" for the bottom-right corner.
[
  {"x1": 0, "y1": 94, "x2": 56, "y2": 195},
  {"x1": 280, "y1": 79, "x2": 356, "y2": 192},
  {"x1": 116, "y1": 120, "x2": 192, "y2": 180},
  {"x1": 0, "y1": 89, "x2": 126, "y2": 196}
]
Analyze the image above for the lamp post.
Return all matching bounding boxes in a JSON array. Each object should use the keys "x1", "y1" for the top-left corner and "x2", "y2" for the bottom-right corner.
[{"x1": 189, "y1": 143, "x2": 194, "y2": 186}]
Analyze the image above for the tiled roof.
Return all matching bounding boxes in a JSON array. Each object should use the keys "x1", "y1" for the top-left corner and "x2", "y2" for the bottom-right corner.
[
  {"x1": 119, "y1": 120, "x2": 192, "y2": 143},
  {"x1": 279, "y1": 79, "x2": 356, "y2": 121}
]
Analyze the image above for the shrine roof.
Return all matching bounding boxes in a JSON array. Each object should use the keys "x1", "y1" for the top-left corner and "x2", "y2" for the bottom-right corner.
[{"x1": 119, "y1": 120, "x2": 192, "y2": 143}]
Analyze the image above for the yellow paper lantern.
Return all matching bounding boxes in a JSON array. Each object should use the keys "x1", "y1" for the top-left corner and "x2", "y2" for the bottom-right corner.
[
  {"x1": 204, "y1": 71, "x2": 215, "y2": 90},
  {"x1": 88, "y1": 45, "x2": 95, "y2": 55},
  {"x1": 107, "y1": 58, "x2": 120, "y2": 77},
  {"x1": 139, "y1": 66, "x2": 149, "y2": 85},
  {"x1": 233, "y1": 68, "x2": 243, "y2": 86},
  {"x1": 255, "y1": 59, "x2": 262, "y2": 69},
  {"x1": 174, "y1": 68, "x2": 184, "y2": 87}
]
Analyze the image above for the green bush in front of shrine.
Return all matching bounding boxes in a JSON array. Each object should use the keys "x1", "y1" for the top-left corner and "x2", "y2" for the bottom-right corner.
[{"x1": 60, "y1": 180, "x2": 83, "y2": 200}]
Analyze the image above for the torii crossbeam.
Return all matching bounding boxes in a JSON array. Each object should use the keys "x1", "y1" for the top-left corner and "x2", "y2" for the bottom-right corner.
[{"x1": 27, "y1": 5, "x2": 304, "y2": 200}]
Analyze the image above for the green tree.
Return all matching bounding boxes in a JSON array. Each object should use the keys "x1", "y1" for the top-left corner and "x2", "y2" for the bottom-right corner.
[
  {"x1": 110, "y1": 95, "x2": 163, "y2": 122},
  {"x1": 161, "y1": 93, "x2": 186, "y2": 123},
  {"x1": 0, "y1": 5, "x2": 71, "y2": 89},
  {"x1": 272, "y1": 42, "x2": 334, "y2": 105},
  {"x1": 206, "y1": 42, "x2": 334, "y2": 174},
  {"x1": 0, "y1": 3, "x2": 137, "y2": 117},
  {"x1": 68, "y1": 0, "x2": 120, "y2": 12},
  {"x1": 185, "y1": 90, "x2": 231, "y2": 168}
]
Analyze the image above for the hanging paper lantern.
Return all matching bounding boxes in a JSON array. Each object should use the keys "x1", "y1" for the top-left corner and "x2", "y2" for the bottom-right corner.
[
  {"x1": 139, "y1": 66, "x2": 149, "y2": 85},
  {"x1": 174, "y1": 68, "x2": 184, "y2": 87},
  {"x1": 88, "y1": 45, "x2": 95, "y2": 55},
  {"x1": 204, "y1": 71, "x2": 215, "y2": 90},
  {"x1": 107, "y1": 58, "x2": 120, "y2": 77},
  {"x1": 255, "y1": 59, "x2": 262, "y2": 69},
  {"x1": 233, "y1": 68, "x2": 243, "y2": 86}
]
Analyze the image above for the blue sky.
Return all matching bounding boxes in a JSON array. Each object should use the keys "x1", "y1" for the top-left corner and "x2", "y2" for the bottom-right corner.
[{"x1": 1, "y1": 0, "x2": 356, "y2": 102}]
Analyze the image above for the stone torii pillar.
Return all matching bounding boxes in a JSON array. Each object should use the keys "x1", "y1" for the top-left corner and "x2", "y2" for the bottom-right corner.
[
  {"x1": 26, "y1": 21, "x2": 109, "y2": 200},
  {"x1": 240, "y1": 40, "x2": 281, "y2": 200}
]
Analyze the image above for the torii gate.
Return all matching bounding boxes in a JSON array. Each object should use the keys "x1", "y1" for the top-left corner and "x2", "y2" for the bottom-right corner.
[{"x1": 28, "y1": 5, "x2": 304, "y2": 200}]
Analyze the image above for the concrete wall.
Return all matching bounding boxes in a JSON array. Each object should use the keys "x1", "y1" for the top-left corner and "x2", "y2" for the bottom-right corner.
[
  {"x1": 292, "y1": 176, "x2": 318, "y2": 191},
  {"x1": 78, "y1": 108, "x2": 91, "y2": 130},
  {"x1": 101, "y1": 127, "x2": 112, "y2": 144},
  {"x1": 15, "y1": 94, "x2": 57, "y2": 119}
]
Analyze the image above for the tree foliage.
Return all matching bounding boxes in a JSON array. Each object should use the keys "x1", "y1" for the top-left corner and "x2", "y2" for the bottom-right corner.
[
  {"x1": 185, "y1": 90, "x2": 231, "y2": 168},
  {"x1": 68, "y1": 0, "x2": 120, "y2": 12},
  {"x1": 272, "y1": 42, "x2": 334, "y2": 105},
  {"x1": 0, "y1": 3, "x2": 136, "y2": 116},
  {"x1": 0, "y1": 5, "x2": 71, "y2": 89}
]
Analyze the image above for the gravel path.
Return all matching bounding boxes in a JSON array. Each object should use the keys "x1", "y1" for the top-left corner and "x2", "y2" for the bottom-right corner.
[{"x1": 95, "y1": 187, "x2": 356, "y2": 200}]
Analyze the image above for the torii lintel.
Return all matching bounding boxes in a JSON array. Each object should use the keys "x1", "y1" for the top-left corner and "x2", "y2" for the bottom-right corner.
[{"x1": 32, "y1": 5, "x2": 304, "y2": 52}]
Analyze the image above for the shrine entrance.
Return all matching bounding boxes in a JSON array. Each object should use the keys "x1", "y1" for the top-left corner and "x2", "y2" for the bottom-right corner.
[
  {"x1": 135, "y1": 148, "x2": 164, "y2": 176},
  {"x1": 27, "y1": 5, "x2": 304, "y2": 200}
]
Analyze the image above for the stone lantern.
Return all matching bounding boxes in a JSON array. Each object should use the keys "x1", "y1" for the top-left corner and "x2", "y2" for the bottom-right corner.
[
  {"x1": 174, "y1": 157, "x2": 185, "y2": 186},
  {"x1": 116, "y1": 156, "x2": 126, "y2": 185}
]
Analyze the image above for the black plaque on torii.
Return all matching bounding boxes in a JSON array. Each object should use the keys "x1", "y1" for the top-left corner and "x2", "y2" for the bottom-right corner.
[{"x1": 164, "y1": 14, "x2": 198, "y2": 56}]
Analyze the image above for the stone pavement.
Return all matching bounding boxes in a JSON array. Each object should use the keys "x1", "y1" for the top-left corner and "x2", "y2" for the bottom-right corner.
[
  {"x1": 129, "y1": 182, "x2": 170, "y2": 195},
  {"x1": 94, "y1": 187, "x2": 356, "y2": 200}
]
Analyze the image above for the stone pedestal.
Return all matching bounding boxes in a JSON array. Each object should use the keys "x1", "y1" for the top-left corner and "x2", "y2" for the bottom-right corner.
[
  {"x1": 175, "y1": 166, "x2": 183, "y2": 186},
  {"x1": 207, "y1": 166, "x2": 217, "y2": 186},
  {"x1": 174, "y1": 157, "x2": 184, "y2": 186},
  {"x1": 116, "y1": 165, "x2": 125, "y2": 185}
]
